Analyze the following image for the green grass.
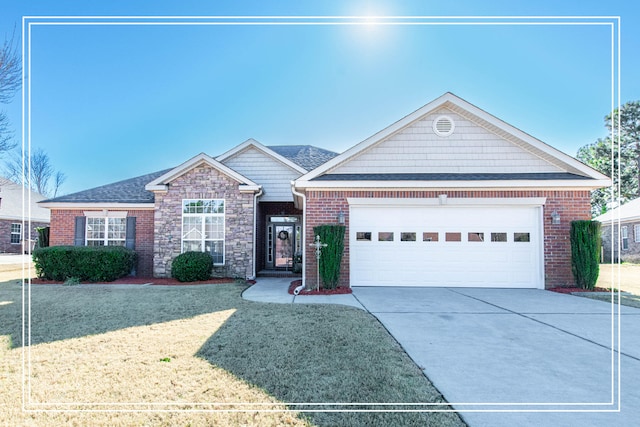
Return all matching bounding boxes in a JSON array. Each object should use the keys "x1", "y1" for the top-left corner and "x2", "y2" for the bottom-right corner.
[{"x1": 0, "y1": 281, "x2": 465, "y2": 427}]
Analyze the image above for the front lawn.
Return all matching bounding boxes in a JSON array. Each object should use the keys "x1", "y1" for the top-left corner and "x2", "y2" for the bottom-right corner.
[{"x1": 0, "y1": 280, "x2": 465, "y2": 427}]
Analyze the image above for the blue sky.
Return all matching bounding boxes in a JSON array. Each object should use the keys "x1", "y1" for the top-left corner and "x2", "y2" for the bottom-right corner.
[{"x1": 0, "y1": 1, "x2": 638, "y2": 195}]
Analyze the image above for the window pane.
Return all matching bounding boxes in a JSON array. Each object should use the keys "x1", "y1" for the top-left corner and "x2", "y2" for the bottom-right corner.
[
  {"x1": 423, "y1": 232, "x2": 438, "y2": 242},
  {"x1": 183, "y1": 240, "x2": 202, "y2": 252},
  {"x1": 108, "y1": 218, "x2": 126, "y2": 240},
  {"x1": 356, "y1": 232, "x2": 371, "y2": 241},
  {"x1": 401, "y1": 232, "x2": 416, "y2": 242},
  {"x1": 205, "y1": 216, "x2": 224, "y2": 240},
  {"x1": 445, "y1": 232, "x2": 461, "y2": 242},
  {"x1": 514, "y1": 232, "x2": 530, "y2": 242},
  {"x1": 87, "y1": 218, "x2": 105, "y2": 240},
  {"x1": 10, "y1": 223, "x2": 21, "y2": 244},
  {"x1": 378, "y1": 232, "x2": 394, "y2": 242},
  {"x1": 491, "y1": 232, "x2": 507, "y2": 242},
  {"x1": 182, "y1": 217, "x2": 203, "y2": 240},
  {"x1": 468, "y1": 232, "x2": 484, "y2": 242},
  {"x1": 206, "y1": 240, "x2": 224, "y2": 264}
]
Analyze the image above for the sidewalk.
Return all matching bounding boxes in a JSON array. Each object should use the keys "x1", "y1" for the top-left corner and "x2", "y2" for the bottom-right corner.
[{"x1": 242, "y1": 277, "x2": 364, "y2": 310}]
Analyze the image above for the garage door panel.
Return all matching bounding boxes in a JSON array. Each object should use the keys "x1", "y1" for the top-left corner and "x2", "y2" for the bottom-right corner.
[{"x1": 350, "y1": 205, "x2": 542, "y2": 288}]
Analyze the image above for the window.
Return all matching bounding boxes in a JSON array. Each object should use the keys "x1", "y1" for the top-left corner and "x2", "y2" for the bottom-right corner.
[
  {"x1": 445, "y1": 232, "x2": 461, "y2": 242},
  {"x1": 378, "y1": 232, "x2": 394, "y2": 242},
  {"x1": 86, "y1": 217, "x2": 126, "y2": 246},
  {"x1": 182, "y1": 199, "x2": 225, "y2": 265},
  {"x1": 356, "y1": 232, "x2": 372, "y2": 241},
  {"x1": 491, "y1": 232, "x2": 507, "y2": 242},
  {"x1": 401, "y1": 232, "x2": 416, "y2": 242},
  {"x1": 468, "y1": 232, "x2": 484, "y2": 242},
  {"x1": 634, "y1": 225, "x2": 640, "y2": 243},
  {"x1": 423, "y1": 232, "x2": 439, "y2": 242},
  {"x1": 514, "y1": 233, "x2": 530, "y2": 242},
  {"x1": 621, "y1": 226, "x2": 629, "y2": 251},
  {"x1": 10, "y1": 223, "x2": 21, "y2": 244}
]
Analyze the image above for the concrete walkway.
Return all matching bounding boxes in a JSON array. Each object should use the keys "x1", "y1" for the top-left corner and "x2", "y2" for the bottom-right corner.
[{"x1": 241, "y1": 277, "x2": 364, "y2": 309}]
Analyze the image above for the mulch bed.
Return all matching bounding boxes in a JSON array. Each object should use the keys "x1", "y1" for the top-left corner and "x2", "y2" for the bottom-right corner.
[
  {"x1": 30, "y1": 277, "x2": 243, "y2": 286},
  {"x1": 548, "y1": 287, "x2": 610, "y2": 294},
  {"x1": 287, "y1": 279, "x2": 352, "y2": 295}
]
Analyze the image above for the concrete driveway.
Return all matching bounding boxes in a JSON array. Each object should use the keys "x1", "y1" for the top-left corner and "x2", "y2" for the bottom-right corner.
[{"x1": 352, "y1": 287, "x2": 640, "y2": 427}]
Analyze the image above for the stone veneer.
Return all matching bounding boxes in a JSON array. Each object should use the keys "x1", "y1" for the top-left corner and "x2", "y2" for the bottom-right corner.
[
  {"x1": 303, "y1": 190, "x2": 592, "y2": 289},
  {"x1": 152, "y1": 163, "x2": 255, "y2": 279}
]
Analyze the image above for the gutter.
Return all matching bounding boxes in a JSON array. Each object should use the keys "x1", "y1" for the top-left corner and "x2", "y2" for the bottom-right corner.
[
  {"x1": 251, "y1": 187, "x2": 263, "y2": 280},
  {"x1": 290, "y1": 181, "x2": 306, "y2": 289}
]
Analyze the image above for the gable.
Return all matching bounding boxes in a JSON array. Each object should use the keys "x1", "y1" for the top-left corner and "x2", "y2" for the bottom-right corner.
[
  {"x1": 221, "y1": 146, "x2": 303, "y2": 202},
  {"x1": 296, "y1": 92, "x2": 611, "y2": 190},
  {"x1": 330, "y1": 107, "x2": 563, "y2": 175}
]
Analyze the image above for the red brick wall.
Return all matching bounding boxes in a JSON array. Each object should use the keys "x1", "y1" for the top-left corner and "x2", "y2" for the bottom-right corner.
[
  {"x1": 304, "y1": 190, "x2": 591, "y2": 289},
  {"x1": 49, "y1": 208, "x2": 155, "y2": 277},
  {"x1": 0, "y1": 219, "x2": 49, "y2": 254}
]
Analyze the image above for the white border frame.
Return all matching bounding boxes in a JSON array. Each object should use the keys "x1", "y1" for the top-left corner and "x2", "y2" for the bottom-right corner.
[{"x1": 21, "y1": 14, "x2": 621, "y2": 416}]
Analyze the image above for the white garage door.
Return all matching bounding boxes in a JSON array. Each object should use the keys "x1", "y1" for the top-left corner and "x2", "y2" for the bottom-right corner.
[{"x1": 350, "y1": 203, "x2": 543, "y2": 288}]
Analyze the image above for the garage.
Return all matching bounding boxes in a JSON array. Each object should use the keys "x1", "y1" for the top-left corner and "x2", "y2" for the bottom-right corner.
[{"x1": 349, "y1": 199, "x2": 544, "y2": 288}]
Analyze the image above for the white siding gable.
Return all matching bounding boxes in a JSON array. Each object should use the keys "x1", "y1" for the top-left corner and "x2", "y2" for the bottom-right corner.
[
  {"x1": 222, "y1": 146, "x2": 302, "y2": 202},
  {"x1": 330, "y1": 108, "x2": 563, "y2": 175}
]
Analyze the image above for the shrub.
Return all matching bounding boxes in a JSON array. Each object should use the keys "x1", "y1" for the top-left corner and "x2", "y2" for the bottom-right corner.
[
  {"x1": 312, "y1": 224, "x2": 346, "y2": 290},
  {"x1": 32, "y1": 246, "x2": 137, "y2": 282},
  {"x1": 171, "y1": 251, "x2": 213, "y2": 282},
  {"x1": 570, "y1": 220, "x2": 601, "y2": 290}
]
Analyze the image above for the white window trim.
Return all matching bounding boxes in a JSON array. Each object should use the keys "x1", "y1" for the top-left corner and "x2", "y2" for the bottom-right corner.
[
  {"x1": 10, "y1": 223, "x2": 21, "y2": 244},
  {"x1": 85, "y1": 217, "x2": 127, "y2": 247},
  {"x1": 181, "y1": 199, "x2": 225, "y2": 266},
  {"x1": 621, "y1": 226, "x2": 629, "y2": 251},
  {"x1": 634, "y1": 224, "x2": 640, "y2": 243}
]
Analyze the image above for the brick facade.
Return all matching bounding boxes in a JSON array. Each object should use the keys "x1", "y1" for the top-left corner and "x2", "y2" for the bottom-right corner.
[
  {"x1": 303, "y1": 189, "x2": 591, "y2": 289},
  {"x1": 49, "y1": 209, "x2": 155, "y2": 277},
  {"x1": 601, "y1": 221, "x2": 640, "y2": 263},
  {"x1": 0, "y1": 219, "x2": 49, "y2": 254},
  {"x1": 152, "y1": 164, "x2": 255, "y2": 279}
]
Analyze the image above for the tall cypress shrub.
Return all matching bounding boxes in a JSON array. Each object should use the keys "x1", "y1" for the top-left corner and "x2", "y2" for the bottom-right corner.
[
  {"x1": 313, "y1": 224, "x2": 346, "y2": 289},
  {"x1": 570, "y1": 220, "x2": 601, "y2": 290}
]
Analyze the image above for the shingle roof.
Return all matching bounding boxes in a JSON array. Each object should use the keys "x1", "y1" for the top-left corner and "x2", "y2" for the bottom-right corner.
[
  {"x1": 41, "y1": 168, "x2": 173, "y2": 204},
  {"x1": 312, "y1": 173, "x2": 594, "y2": 181},
  {"x1": 268, "y1": 145, "x2": 339, "y2": 171},
  {"x1": 594, "y1": 198, "x2": 640, "y2": 223}
]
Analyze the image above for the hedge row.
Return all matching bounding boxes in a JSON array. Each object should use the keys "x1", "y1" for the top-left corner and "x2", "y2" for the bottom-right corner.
[{"x1": 32, "y1": 246, "x2": 137, "y2": 282}]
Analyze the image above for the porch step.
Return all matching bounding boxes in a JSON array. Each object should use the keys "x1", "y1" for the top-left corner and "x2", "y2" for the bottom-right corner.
[{"x1": 257, "y1": 270, "x2": 301, "y2": 278}]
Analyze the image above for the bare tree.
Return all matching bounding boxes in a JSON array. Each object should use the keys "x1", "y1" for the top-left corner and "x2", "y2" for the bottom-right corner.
[
  {"x1": 4, "y1": 147, "x2": 66, "y2": 197},
  {"x1": 0, "y1": 28, "x2": 21, "y2": 155}
]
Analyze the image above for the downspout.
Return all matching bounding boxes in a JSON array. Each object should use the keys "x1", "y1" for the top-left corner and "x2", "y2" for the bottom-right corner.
[
  {"x1": 290, "y1": 181, "x2": 306, "y2": 293},
  {"x1": 252, "y1": 187, "x2": 263, "y2": 280}
]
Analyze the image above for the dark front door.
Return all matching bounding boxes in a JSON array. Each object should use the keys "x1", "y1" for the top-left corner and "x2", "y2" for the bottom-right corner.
[{"x1": 266, "y1": 216, "x2": 300, "y2": 270}]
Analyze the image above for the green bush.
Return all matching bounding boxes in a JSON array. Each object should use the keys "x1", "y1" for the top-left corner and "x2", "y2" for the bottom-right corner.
[
  {"x1": 570, "y1": 220, "x2": 601, "y2": 290},
  {"x1": 171, "y1": 251, "x2": 213, "y2": 282},
  {"x1": 313, "y1": 224, "x2": 346, "y2": 290},
  {"x1": 32, "y1": 246, "x2": 137, "y2": 282}
]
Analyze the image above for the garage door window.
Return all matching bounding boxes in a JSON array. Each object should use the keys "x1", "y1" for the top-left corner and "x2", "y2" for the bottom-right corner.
[
  {"x1": 423, "y1": 232, "x2": 439, "y2": 242},
  {"x1": 468, "y1": 232, "x2": 484, "y2": 242},
  {"x1": 378, "y1": 232, "x2": 394, "y2": 241},
  {"x1": 514, "y1": 232, "x2": 530, "y2": 242},
  {"x1": 356, "y1": 232, "x2": 372, "y2": 241},
  {"x1": 401, "y1": 232, "x2": 416, "y2": 242},
  {"x1": 491, "y1": 232, "x2": 507, "y2": 242},
  {"x1": 445, "y1": 232, "x2": 461, "y2": 242}
]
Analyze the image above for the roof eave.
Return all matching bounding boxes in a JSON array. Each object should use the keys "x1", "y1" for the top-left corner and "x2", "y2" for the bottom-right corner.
[
  {"x1": 38, "y1": 202, "x2": 155, "y2": 210},
  {"x1": 294, "y1": 179, "x2": 611, "y2": 190}
]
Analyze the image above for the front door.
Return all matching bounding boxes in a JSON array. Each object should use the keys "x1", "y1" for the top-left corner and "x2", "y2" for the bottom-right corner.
[{"x1": 266, "y1": 216, "x2": 301, "y2": 270}]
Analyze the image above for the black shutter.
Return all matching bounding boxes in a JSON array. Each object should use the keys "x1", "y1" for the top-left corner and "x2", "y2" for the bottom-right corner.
[
  {"x1": 74, "y1": 216, "x2": 86, "y2": 246},
  {"x1": 125, "y1": 217, "x2": 136, "y2": 250}
]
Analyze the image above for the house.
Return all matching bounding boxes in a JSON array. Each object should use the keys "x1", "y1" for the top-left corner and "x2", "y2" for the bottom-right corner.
[
  {"x1": 39, "y1": 93, "x2": 610, "y2": 288},
  {"x1": 594, "y1": 198, "x2": 640, "y2": 263},
  {"x1": 0, "y1": 178, "x2": 50, "y2": 253}
]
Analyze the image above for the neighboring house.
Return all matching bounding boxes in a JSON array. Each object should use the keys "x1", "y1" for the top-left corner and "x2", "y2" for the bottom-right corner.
[
  {"x1": 594, "y1": 198, "x2": 640, "y2": 263},
  {"x1": 0, "y1": 178, "x2": 51, "y2": 254},
  {"x1": 40, "y1": 93, "x2": 610, "y2": 288}
]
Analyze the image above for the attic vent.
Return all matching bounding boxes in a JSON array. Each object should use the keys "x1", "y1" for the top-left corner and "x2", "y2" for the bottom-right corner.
[{"x1": 433, "y1": 115, "x2": 455, "y2": 137}]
